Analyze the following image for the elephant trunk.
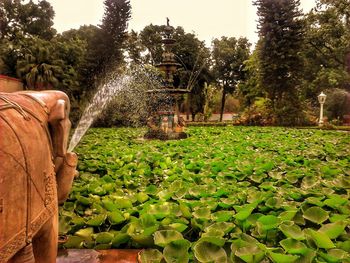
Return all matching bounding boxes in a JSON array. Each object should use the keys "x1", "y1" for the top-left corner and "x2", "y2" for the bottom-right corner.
[{"x1": 56, "y1": 152, "x2": 78, "y2": 205}]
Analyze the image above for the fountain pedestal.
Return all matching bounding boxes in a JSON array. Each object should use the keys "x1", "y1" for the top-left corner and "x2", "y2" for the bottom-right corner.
[{"x1": 144, "y1": 19, "x2": 189, "y2": 140}]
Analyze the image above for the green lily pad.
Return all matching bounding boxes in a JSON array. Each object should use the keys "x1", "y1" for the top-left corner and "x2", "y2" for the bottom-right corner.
[
  {"x1": 323, "y1": 195, "x2": 348, "y2": 209},
  {"x1": 95, "y1": 232, "x2": 114, "y2": 244},
  {"x1": 268, "y1": 251, "x2": 299, "y2": 263},
  {"x1": 138, "y1": 249, "x2": 163, "y2": 263},
  {"x1": 154, "y1": 230, "x2": 184, "y2": 248},
  {"x1": 86, "y1": 214, "x2": 107, "y2": 226},
  {"x1": 111, "y1": 232, "x2": 130, "y2": 248},
  {"x1": 234, "y1": 203, "x2": 258, "y2": 221},
  {"x1": 205, "y1": 222, "x2": 235, "y2": 235},
  {"x1": 108, "y1": 210, "x2": 125, "y2": 225},
  {"x1": 319, "y1": 249, "x2": 349, "y2": 263},
  {"x1": 234, "y1": 245, "x2": 265, "y2": 263},
  {"x1": 75, "y1": 227, "x2": 94, "y2": 240},
  {"x1": 63, "y1": 236, "x2": 84, "y2": 248},
  {"x1": 193, "y1": 207, "x2": 211, "y2": 220},
  {"x1": 279, "y1": 238, "x2": 309, "y2": 255},
  {"x1": 319, "y1": 221, "x2": 346, "y2": 239},
  {"x1": 212, "y1": 210, "x2": 233, "y2": 222},
  {"x1": 278, "y1": 209, "x2": 298, "y2": 222},
  {"x1": 279, "y1": 221, "x2": 305, "y2": 240},
  {"x1": 163, "y1": 239, "x2": 191, "y2": 263},
  {"x1": 193, "y1": 241, "x2": 227, "y2": 263},
  {"x1": 302, "y1": 207, "x2": 329, "y2": 224},
  {"x1": 169, "y1": 223, "x2": 188, "y2": 233},
  {"x1": 305, "y1": 229, "x2": 335, "y2": 249},
  {"x1": 257, "y1": 215, "x2": 279, "y2": 231}
]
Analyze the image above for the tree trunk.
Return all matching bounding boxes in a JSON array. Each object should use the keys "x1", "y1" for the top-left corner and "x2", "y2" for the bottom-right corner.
[
  {"x1": 219, "y1": 88, "x2": 226, "y2": 122},
  {"x1": 186, "y1": 94, "x2": 190, "y2": 121}
]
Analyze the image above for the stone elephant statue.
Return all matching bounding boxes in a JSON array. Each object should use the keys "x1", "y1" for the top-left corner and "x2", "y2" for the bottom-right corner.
[{"x1": 0, "y1": 90, "x2": 78, "y2": 263}]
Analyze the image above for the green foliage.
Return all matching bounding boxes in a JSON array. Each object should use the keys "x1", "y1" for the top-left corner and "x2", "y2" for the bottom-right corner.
[
  {"x1": 254, "y1": 0, "x2": 306, "y2": 125},
  {"x1": 60, "y1": 127, "x2": 350, "y2": 262},
  {"x1": 235, "y1": 97, "x2": 274, "y2": 126},
  {"x1": 211, "y1": 36, "x2": 251, "y2": 121},
  {"x1": 0, "y1": 0, "x2": 56, "y2": 40},
  {"x1": 302, "y1": 0, "x2": 350, "y2": 100}
]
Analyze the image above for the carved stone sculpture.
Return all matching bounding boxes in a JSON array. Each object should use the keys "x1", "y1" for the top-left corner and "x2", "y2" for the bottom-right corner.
[{"x1": 0, "y1": 90, "x2": 78, "y2": 263}]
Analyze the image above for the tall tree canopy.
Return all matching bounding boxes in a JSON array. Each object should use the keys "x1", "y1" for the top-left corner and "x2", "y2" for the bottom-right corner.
[
  {"x1": 212, "y1": 37, "x2": 250, "y2": 121},
  {"x1": 0, "y1": 0, "x2": 56, "y2": 40},
  {"x1": 302, "y1": 0, "x2": 350, "y2": 98},
  {"x1": 94, "y1": 0, "x2": 131, "y2": 73},
  {"x1": 254, "y1": 0, "x2": 305, "y2": 125}
]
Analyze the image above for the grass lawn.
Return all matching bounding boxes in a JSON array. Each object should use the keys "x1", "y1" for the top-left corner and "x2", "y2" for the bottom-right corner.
[{"x1": 60, "y1": 126, "x2": 350, "y2": 262}]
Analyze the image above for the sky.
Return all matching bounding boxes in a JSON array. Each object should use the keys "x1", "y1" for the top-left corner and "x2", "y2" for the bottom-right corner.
[{"x1": 48, "y1": 0, "x2": 317, "y2": 47}]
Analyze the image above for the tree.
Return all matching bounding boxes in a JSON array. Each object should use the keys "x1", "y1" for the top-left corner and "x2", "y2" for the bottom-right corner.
[
  {"x1": 0, "y1": 0, "x2": 56, "y2": 40},
  {"x1": 238, "y1": 49, "x2": 265, "y2": 108},
  {"x1": 302, "y1": 0, "x2": 350, "y2": 99},
  {"x1": 95, "y1": 0, "x2": 131, "y2": 72},
  {"x1": 212, "y1": 37, "x2": 250, "y2": 121},
  {"x1": 125, "y1": 30, "x2": 146, "y2": 65},
  {"x1": 254, "y1": 0, "x2": 305, "y2": 125}
]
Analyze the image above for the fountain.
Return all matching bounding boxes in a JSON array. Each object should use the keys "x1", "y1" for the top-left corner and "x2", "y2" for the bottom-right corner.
[{"x1": 144, "y1": 18, "x2": 189, "y2": 140}]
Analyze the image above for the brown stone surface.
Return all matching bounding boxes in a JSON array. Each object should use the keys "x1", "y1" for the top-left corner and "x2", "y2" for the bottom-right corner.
[{"x1": 57, "y1": 249, "x2": 141, "y2": 263}]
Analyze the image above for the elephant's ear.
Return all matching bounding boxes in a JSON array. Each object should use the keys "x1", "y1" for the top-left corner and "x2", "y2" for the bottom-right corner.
[
  {"x1": 48, "y1": 99, "x2": 66, "y2": 122},
  {"x1": 49, "y1": 99, "x2": 71, "y2": 158}
]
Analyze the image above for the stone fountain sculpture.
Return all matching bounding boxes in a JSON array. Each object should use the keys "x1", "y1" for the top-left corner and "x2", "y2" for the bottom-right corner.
[
  {"x1": 0, "y1": 90, "x2": 78, "y2": 263},
  {"x1": 144, "y1": 19, "x2": 189, "y2": 140}
]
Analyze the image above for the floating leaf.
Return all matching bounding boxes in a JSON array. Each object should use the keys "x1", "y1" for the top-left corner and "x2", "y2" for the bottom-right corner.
[
  {"x1": 154, "y1": 230, "x2": 184, "y2": 248},
  {"x1": 111, "y1": 232, "x2": 130, "y2": 248},
  {"x1": 319, "y1": 249, "x2": 349, "y2": 263},
  {"x1": 193, "y1": 207, "x2": 211, "y2": 220},
  {"x1": 268, "y1": 251, "x2": 299, "y2": 263},
  {"x1": 205, "y1": 222, "x2": 235, "y2": 235},
  {"x1": 95, "y1": 232, "x2": 114, "y2": 244},
  {"x1": 279, "y1": 238, "x2": 309, "y2": 255},
  {"x1": 302, "y1": 207, "x2": 329, "y2": 224},
  {"x1": 193, "y1": 241, "x2": 227, "y2": 263},
  {"x1": 138, "y1": 249, "x2": 163, "y2": 263},
  {"x1": 75, "y1": 227, "x2": 94, "y2": 240},
  {"x1": 163, "y1": 239, "x2": 191, "y2": 263},
  {"x1": 234, "y1": 203, "x2": 257, "y2": 221},
  {"x1": 212, "y1": 210, "x2": 233, "y2": 222},
  {"x1": 323, "y1": 195, "x2": 348, "y2": 209},
  {"x1": 86, "y1": 214, "x2": 107, "y2": 226},
  {"x1": 63, "y1": 236, "x2": 84, "y2": 248},
  {"x1": 234, "y1": 245, "x2": 265, "y2": 263},
  {"x1": 257, "y1": 215, "x2": 279, "y2": 231},
  {"x1": 279, "y1": 221, "x2": 305, "y2": 240},
  {"x1": 169, "y1": 223, "x2": 188, "y2": 233},
  {"x1": 319, "y1": 221, "x2": 346, "y2": 239},
  {"x1": 108, "y1": 210, "x2": 125, "y2": 225},
  {"x1": 305, "y1": 229, "x2": 335, "y2": 249}
]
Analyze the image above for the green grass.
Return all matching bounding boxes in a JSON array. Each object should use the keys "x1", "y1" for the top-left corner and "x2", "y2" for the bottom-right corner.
[{"x1": 60, "y1": 127, "x2": 350, "y2": 262}]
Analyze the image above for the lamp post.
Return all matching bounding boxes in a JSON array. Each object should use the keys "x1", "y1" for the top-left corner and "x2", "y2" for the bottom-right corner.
[{"x1": 318, "y1": 92, "x2": 327, "y2": 126}]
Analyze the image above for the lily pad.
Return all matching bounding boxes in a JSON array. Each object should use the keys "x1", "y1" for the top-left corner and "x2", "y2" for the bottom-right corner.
[
  {"x1": 305, "y1": 229, "x2": 335, "y2": 249},
  {"x1": 193, "y1": 241, "x2": 227, "y2": 263},
  {"x1": 153, "y1": 230, "x2": 184, "y2": 248},
  {"x1": 138, "y1": 249, "x2": 163, "y2": 263},
  {"x1": 318, "y1": 221, "x2": 346, "y2": 239},
  {"x1": 163, "y1": 239, "x2": 191, "y2": 263},
  {"x1": 279, "y1": 221, "x2": 305, "y2": 240},
  {"x1": 302, "y1": 207, "x2": 329, "y2": 224}
]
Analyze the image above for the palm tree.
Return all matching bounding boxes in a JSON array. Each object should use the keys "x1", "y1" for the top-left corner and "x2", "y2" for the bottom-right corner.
[{"x1": 16, "y1": 43, "x2": 63, "y2": 90}]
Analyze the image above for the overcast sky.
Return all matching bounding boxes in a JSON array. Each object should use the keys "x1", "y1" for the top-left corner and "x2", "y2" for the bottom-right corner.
[{"x1": 48, "y1": 0, "x2": 317, "y2": 47}]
